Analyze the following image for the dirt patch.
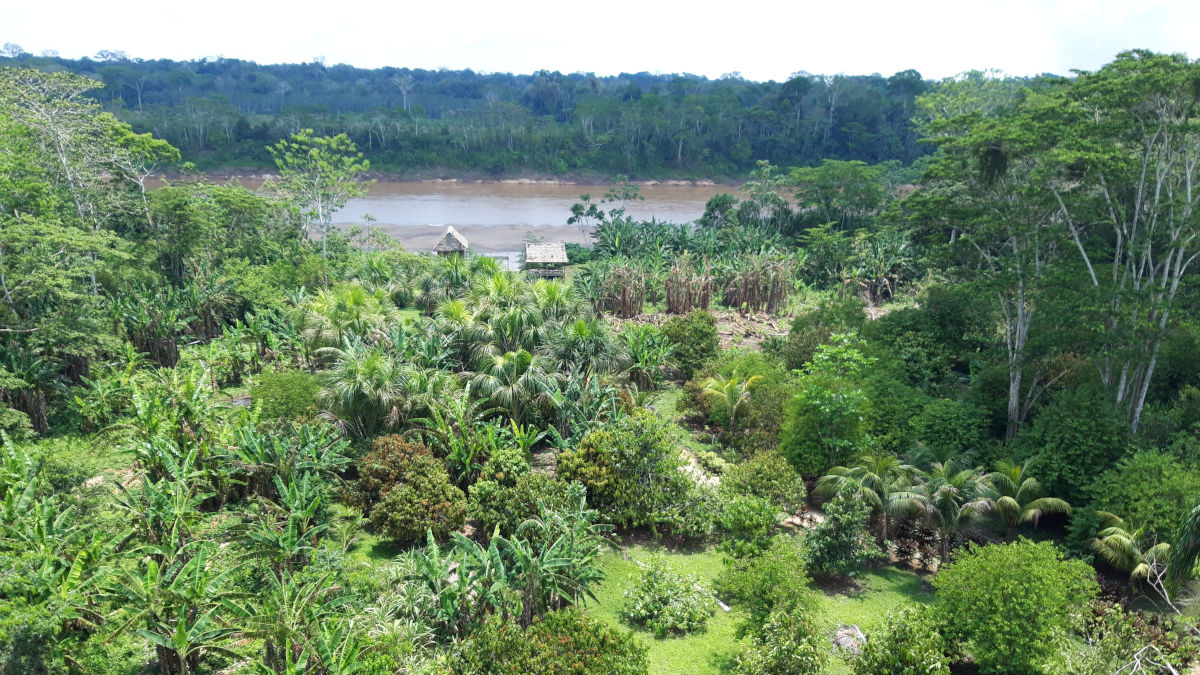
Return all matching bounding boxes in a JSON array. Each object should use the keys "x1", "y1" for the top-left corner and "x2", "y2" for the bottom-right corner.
[{"x1": 609, "y1": 309, "x2": 791, "y2": 351}]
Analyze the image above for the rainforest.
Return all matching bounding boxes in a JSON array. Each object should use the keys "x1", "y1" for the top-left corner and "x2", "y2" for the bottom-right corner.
[{"x1": 1, "y1": 48, "x2": 1200, "y2": 675}]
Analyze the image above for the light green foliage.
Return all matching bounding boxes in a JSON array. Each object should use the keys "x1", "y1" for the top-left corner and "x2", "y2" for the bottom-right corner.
[
  {"x1": 1086, "y1": 451, "x2": 1200, "y2": 543},
  {"x1": 852, "y1": 605, "x2": 949, "y2": 675},
  {"x1": 818, "y1": 451, "x2": 920, "y2": 542},
  {"x1": 557, "y1": 409, "x2": 691, "y2": 531},
  {"x1": 267, "y1": 128, "x2": 372, "y2": 258},
  {"x1": 720, "y1": 451, "x2": 807, "y2": 515},
  {"x1": 717, "y1": 494, "x2": 781, "y2": 559},
  {"x1": 451, "y1": 609, "x2": 649, "y2": 675},
  {"x1": 780, "y1": 334, "x2": 874, "y2": 476},
  {"x1": 934, "y1": 540, "x2": 1098, "y2": 674},
  {"x1": 715, "y1": 538, "x2": 813, "y2": 637},
  {"x1": 733, "y1": 605, "x2": 827, "y2": 675},
  {"x1": 250, "y1": 370, "x2": 320, "y2": 421},
  {"x1": 661, "y1": 310, "x2": 719, "y2": 381},
  {"x1": 774, "y1": 296, "x2": 866, "y2": 370},
  {"x1": 805, "y1": 490, "x2": 882, "y2": 579},
  {"x1": 620, "y1": 555, "x2": 715, "y2": 637}
]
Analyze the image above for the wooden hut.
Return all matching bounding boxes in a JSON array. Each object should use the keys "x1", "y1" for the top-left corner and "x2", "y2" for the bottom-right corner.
[
  {"x1": 523, "y1": 242, "x2": 569, "y2": 278},
  {"x1": 434, "y1": 226, "x2": 469, "y2": 256}
]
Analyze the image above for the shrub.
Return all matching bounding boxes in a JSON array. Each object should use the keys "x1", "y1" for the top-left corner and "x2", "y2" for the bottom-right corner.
[
  {"x1": 717, "y1": 495, "x2": 781, "y2": 559},
  {"x1": 1086, "y1": 451, "x2": 1200, "y2": 542},
  {"x1": 657, "y1": 480, "x2": 721, "y2": 540},
  {"x1": 1020, "y1": 386, "x2": 1132, "y2": 505},
  {"x1": 346, "y1": 435, "x2": 433, "y2": 515},
  {"x1": 250, "y1": 370, "x2": 320, "y2": 421},
  {"x1": 805, "y1": 490, "x2": 881, "y2": 579},
  {"x1": 774, "y1": 296, "x2": 865, "y2": 370},
  {"x1": 911, "y1": 398, "x2": 987, "y2": 463},
  {"x1": 452, "y1": 609, "x2": 649, "y2": 674},
  {"x1": 721, "y1": 451, "x2": 807, "y2": 514},
  {"x1": 369, "y1": 454, "x2": 466, "y2": 544},
  {"x1": 779, "y1": 335, "x2": 873, "y2": 476},
  {"x1": 621, "y1": 556, "x2": 715, "y2": 637},
  {"x1": 477, "y1": 442, "x2": 531, "y2": 487},
  {"x1": 716, "y1": 538, "x2": 813, "y2": 636},
  {"x1": 733, "y1": 605, "x2": 827, "y2": 675},
  {"x1": 934, "y1": 539, "x2": 1098, "y2": 674},
  {"x1": 852, "y1": 605, "x2": 950, "y2": 675},
  {"x1": 683, "y1": 351, "x2": 794, "y2": 453},
  {"x1": 557, "y1": 409, "x2": 690, "y2": 531},
  {"x1": 661, "y1": 310, "x2": 719, "y2": 380},
  {"x1": 468, "y1": 474, "x2": 573, "y2": 537}
]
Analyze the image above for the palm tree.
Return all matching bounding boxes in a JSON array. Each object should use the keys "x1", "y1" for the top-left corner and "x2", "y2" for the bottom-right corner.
[
  {"x1": 987, "y1": 459, "x2": 1070, "y2": 540},
  {"x1": 298, "y1": 284, "x2": 397, "y2": 351},
  {"x1": 1170, "y1": 501, "x2": 1200, "y2": 584},
  {"x1": 700, "y1": 371, "x2": 762, "y2": 432},
  {"x1": 1092, "y1": 512, "x2": 1171, "y2": 584},
  {"x1": 468, "y1": 349, "x2": 559, "y2": 425},
  {"x1": 546, "y1": 318, "x2": 626, "y2": 376},
  {"x1": 316, "y1": 339, "x2": 404, "y2": 438},
  {"x1": 818, "y1": 451, "x2": 922, "y2": 542},
  {"x1": 918, "y1": 460, "x2": 993, "y2": 565}
]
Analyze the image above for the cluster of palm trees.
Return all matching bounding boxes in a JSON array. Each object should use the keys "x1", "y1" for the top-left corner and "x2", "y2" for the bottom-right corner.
[
  {"x1": 296, "y1": 257, "x2": 673, "y2": 441},
  {"x1": 818, "y1": 454, "x2": 1070, "y2": 565}
]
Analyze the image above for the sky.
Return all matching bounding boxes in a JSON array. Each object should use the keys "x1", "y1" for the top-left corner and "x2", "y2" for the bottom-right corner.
[{"x1": 3, "y1": 0, "x2": 1197, "y2": 81}]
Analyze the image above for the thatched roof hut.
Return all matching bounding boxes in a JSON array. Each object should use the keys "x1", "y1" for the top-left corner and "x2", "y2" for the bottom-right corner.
[
  {"x1": 434, "y1": 226, "x2": 469, "y2": 255},
  {"x1": 524, "y1": 242, "x2": 568, "y2": 277}
]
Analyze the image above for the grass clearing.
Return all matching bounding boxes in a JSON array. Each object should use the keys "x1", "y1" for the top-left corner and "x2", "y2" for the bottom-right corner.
[{"x1": 584, "y1": 539, "x2": 936, "y2": 674}]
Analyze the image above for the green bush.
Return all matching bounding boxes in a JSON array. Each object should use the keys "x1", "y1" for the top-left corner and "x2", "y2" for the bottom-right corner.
[
  {"x1": 779, "y1": 335, "x2": 874, "y2": 476},
  {"x1": 251, "y1": 370, "x2": 320, "y2": 421},
  {"x1": 1020, "y1": 387, "x2": 1132, "y2": 505},
  {"x1": 0, "y1": 600, "x2": 64, "y2": 675},
  {"x1": 346, "y1": 435, "x2": 432, "y2": 515},
  {"x1": 661, "y1": 310, "x2": 719, "y2": 380},
  {"x1": 911, "y1": 398, "x2": 987, "y2": 464},
  {"x1": 804, "y1": 490, "x2": 881, "y2": 579},
  {"x1": 733, "y1": 605, "x2": 827, "y2": 675},
  {"x1": 620, "y1": 556, "x2": 715, "y2": 637},
  {"x1": 683, "y1": 351, "x2": 794, "y2": 454},
  {"x1": 721, "y1": 451, "x2": 807, "y2": 514},
  {"x1": 658, "y1": 480, "x2": 721, "y2": 540},
  {"x1": 557, "y1": 409, "x2": 691, "y2": 531},
  {"x1": 477, "y1": 442, "x2": 531, "y2": 487},
  {"x1": 468, "y1": 474, "x2": 572, "y2": 537},
  {"x1": 1076, "y1": 450, "x2": 1200, "y2": 545},
  {"x1": 774, "y1": 296, "x2": 865, "y2": 370},
  {"x1": 852, "y1": 605, "x2": 950, "y2": 675},
  {"x1": 452, "y1": 609, "x2": 649, "y2": 674},
  {"x1": 369, "y1": 454, "x2": 466, "y2": 544},
  {"x1": 716, "y1": 538, "x2": 813, "y2": 636},
  {"x1": 717, "y1": 494, "x2": 781, "y2": 559},
  {"x1": 934, "y1": 539, "x2": 1098, "y2": 674}
]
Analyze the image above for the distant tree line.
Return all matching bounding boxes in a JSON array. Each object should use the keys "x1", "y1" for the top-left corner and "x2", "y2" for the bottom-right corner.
[{"x1": 0, "y1": 48, "x2": 938, "y2": 176}]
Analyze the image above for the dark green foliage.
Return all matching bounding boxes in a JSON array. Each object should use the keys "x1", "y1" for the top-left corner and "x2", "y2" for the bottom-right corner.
[
  {"x1": 1019, "y1": 387, "x2": 1132, "y2": 505},
  {"x1": 620, "y1": 556, "x2": 715, "y2": 637},
  {"x1": 250, "y1": 370, "x2": 320, "y2": 420},
  {"x1": 733, "y1": 604, "x2": 827, "y2": 675},
  {"x1": 779, "y1": 336, "x2": 873, "y2": 475},
  {"x1": 0, "y1": 601, "x2": 64, "y2": 675},
  {"x1": 345, "y1": 435, "x2": 432, "y2": 515},
  {"x1": 934, "y1": 540, "x2": 1098, "y2": 674},
  {"x1": 451, "y1": 610, "x2": 649, "y2": 675},
  {"x1": 720, "y1": 451, "x2": 807, "y2": 514},
  {"x1": 1084, "y1": 451, "x2": 1200, "y2": 542},
  {"x1": 852, "y1": 605, "x2": 950, "y2": 675},
  {"x1": 805, "y1": 491, "x2": 881, "y2": 578},
  {"x1": 911, "y1": 399, "x2": 987, "y2": 463},
  {"x1": 467, "y1": 474, "x2": 572, "y2": 537},
  {"x1": 773, "y1": 297, "x2": 865, "y2": 370},
  {"x1": 717, "y1": 495, "x2": 781, "y2": 558},
  {"x1": 715, "y1": 538, "x2": 812, "y2": 637},
  {"x1": 661, "y1": 310, "x2": 719, "y2": 381},
  {"x1": 684, "y1": 350, "x2": 794, "y2": 454},
  {"x1": 556, "y1": 409, "x2": 690, "y2": 531}
]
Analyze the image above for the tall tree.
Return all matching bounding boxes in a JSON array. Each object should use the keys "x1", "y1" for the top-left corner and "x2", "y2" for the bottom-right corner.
[{"x1": 267, "y1": 129, "x2": 372, "y2": 258}]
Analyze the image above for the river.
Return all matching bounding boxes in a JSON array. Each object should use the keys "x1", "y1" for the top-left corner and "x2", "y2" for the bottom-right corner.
[{"x1": 329, "y1": 181, "x2": 731, "y2": 254}]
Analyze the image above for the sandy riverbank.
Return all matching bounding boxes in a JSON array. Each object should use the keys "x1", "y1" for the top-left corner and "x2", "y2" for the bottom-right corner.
[{"x1": 383, "y1": 224, "x2": 590, "y2": 253}]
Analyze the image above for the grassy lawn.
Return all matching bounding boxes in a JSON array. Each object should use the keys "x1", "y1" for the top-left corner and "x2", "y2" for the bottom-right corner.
[
  {"x1": 584, "y1": 540, "x2": 936, "y2": 675},
  {"x1": 397, "y1": 307, "x2": 422, "y2": 324},
  {"x1": 584, "y1": 543, "x2": 747, "y2": 674}
]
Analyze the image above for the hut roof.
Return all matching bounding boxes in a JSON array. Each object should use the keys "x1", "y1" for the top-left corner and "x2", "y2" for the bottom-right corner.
[
  {"x1": 433, "y1": 226, "x2": 469, "y2": 253},
  {"x1": 524, "y1": 242, "x2": 568, "y2": 264}
]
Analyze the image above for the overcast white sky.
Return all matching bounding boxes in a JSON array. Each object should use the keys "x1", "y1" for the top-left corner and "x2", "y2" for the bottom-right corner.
[{"x1": 4, "y1": 0, "x2": 1197, "y2": 81}]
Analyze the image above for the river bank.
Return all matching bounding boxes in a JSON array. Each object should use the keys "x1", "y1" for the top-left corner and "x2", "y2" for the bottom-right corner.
[{"x1": 152, "y1": 170, "x2": 740, "y2": 189}]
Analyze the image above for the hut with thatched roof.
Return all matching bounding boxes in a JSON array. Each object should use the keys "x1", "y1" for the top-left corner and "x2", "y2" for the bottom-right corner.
[
  {"x1": 434, "y1": 226, "x2": 469, "y2": 256},
  {"x1": 523, "y1": 242, "x2": 568, "y2": 278}
]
